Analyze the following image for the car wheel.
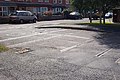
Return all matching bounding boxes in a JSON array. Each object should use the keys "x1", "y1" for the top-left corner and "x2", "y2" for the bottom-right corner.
[
  {"x1": 20, "y1": 19, "x2": 24, "y2": 24},
  {"x1": 33, "y1": 19, "x2": 36, "y2": 23}
]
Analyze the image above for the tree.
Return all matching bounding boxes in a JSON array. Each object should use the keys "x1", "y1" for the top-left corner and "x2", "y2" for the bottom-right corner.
[
  {"x1": 70, "y1": 0, "x2": 120, "y2": 24},
  {"x1": 96, "y1": 0, "x2": 120, "y2": 24}
]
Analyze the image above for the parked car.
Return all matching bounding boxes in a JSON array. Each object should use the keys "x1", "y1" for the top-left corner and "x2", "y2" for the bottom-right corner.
[
  {"x1": 68, "y1": 11, "x2": 82, "y2": 19},
  {"x1": 105, "y1": 12, "x2": 113, "y2": 18},
  {"x1": 91, "y1": 12, "x2": 102, "y2": 20},
  {"x1": 9, "y1": 10, "x2": 37, "y2": 23}
]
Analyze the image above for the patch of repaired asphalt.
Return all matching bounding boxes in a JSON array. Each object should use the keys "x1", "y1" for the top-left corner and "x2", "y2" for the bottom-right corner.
[{"x1": 12, "y1": 47, "x2": 33, "y2": 54}]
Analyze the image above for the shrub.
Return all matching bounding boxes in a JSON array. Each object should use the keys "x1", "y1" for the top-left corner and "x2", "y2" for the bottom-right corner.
[{"x1": 43, "y1": 11, "x2": 52, "y2": 16}]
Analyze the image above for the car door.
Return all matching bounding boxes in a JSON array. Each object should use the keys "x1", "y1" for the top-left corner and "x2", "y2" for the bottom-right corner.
[
  {"x1": 27, "y1": 11, "x2": 34, "y2": 21},
  {"x1": 18, "y1": 12, "x2": 28, "y2": 21}
]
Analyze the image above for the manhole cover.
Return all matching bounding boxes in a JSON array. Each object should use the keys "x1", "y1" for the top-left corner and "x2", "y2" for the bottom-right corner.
[{"x1": 13, "y1": 47, "x2": 32, "y2": 54}]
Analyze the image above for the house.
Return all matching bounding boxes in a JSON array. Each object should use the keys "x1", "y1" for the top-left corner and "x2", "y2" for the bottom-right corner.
[
  {"x1": 0, "y1": 0, "x2": 70, "y2": 16},
  {"x1": 113, "y1": 8, "x2": 120, "y2": 23}
]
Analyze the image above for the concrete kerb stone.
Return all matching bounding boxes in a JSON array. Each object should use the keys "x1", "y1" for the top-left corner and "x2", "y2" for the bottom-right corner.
[{"x1": 37, "y1": 24, "x2": 105, "y2": 32}]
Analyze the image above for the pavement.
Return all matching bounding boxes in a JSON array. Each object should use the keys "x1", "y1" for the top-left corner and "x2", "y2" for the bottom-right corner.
[
  {"x1": 0, "y1": 19, "x2": 120, "y2": 80},
  {"x1": 38, "y1": 24, "x2": 105, "y2": 32}
]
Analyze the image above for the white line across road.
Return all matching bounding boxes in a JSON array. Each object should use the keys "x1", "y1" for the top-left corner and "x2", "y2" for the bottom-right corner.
[
  {"x1": 8, "y1": 35, "x2": 62, "y2": 47},
  {"x1": 0, "y1": 29, "x2": 66, "y2": 43}
]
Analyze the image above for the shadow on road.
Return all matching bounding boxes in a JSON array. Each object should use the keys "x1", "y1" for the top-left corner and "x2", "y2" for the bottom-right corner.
[
  {"x1": 85, "y1": 23, "x2": 120, "y2": 49},
  {"x1": 36, "y1": 23, "x2": 120, "y2": 49},
  {"x1": 93, "y1": 32, "x2": 120, "y2": 49}
]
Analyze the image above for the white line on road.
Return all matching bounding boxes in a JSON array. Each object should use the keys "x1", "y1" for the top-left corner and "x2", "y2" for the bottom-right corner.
[
  {"x1": 115, "y1": 58, "x2": 120, "y2": 64},
  {"x1": 8, "y1": 35, "x2": 62, "y2": 47},
  {"x1": 0, "y1": 29, "x2": 66, "y2": 42},
  {"x1": 60, "y1": 44, "x2": 78, "y2": 53},
  {"x1": 95, "y1": 49, "x2": 112, "y2": 57},
  {"x1": 60, "y1": 39, "x2": 94, "y2": 53},
  {"x1": 64, "y1": 35, "x2": 90, "y2": 40}
]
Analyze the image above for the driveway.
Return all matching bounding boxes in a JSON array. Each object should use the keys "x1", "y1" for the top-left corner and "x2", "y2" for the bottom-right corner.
[{"x1": 0, "y1": 19, "x2": 120, "y2": 80}]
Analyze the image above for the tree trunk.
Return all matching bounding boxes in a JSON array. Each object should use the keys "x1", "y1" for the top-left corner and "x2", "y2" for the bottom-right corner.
[
  {"x1": 103, "y1": 6, "x2": 106, "y2": 24},
  {"x1": 103, "y1": 12, "x2": 106, "y2": 24},
  {"x1": 99, "y1": 8, "x2": 102, "y2": 24},
  {"x1": 100, "y1": 15, "x2": 102, "y2": 24},
  {"x1": 89, "y1": 10, "x2": 92, "y2": 23}
]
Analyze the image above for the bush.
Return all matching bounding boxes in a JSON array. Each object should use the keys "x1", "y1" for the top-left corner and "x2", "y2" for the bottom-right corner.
[
  {"x1": 0, "y1": 16, "x2": 9, "y2": 24},
  {"x1": 43, "y1": 11, "x2": 52, "y2": 16}
]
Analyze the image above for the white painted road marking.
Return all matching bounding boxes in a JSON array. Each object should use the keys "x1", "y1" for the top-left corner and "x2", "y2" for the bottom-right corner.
[
  {"x1": 64, "y1": 35, "x2": 90, "y2": 40},
  {"x1": 60, "y1": 44, "x2": 78, "y2": 53},
  {"x1": 115, "y1": 58, "x2": 120, "y2": 64},
  {"x1": 8, "y1": 35, "x2": 62, "y2": 47},
  {"x1": 95, "y1": 49, "x2": 112, "y2": 57},
  {"x1": 60, "y1": 39, "x2": 94, "y2": 53},
  {"x1": 0, "y1": 29, "x2": 66, "y2": 42}
]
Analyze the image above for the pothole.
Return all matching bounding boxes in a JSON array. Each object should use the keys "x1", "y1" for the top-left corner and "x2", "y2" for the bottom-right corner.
[{"x1": 12, "y1": 47, "x2": 33, "y2": 54}]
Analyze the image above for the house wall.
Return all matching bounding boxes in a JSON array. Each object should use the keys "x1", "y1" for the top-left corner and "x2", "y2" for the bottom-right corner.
[{"x1": 0, "y1": 0, "x2": 70, "y2": 16}]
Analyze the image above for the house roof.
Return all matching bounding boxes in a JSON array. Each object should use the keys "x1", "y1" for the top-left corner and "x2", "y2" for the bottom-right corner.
[{"x1": 0, "y1": 1, "x2": 52, "y2": 7}]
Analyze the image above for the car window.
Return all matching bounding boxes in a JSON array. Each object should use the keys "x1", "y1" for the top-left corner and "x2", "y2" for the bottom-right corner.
[
  {"x1": 10, "y1": 12, "x2": 18, "y2": 16},
  {"x1": 28, "y1": 12, "x2": 33, "y2": 16},
  {"x1": 18, "y1": 12, "x2": 29, "y2": 16}
]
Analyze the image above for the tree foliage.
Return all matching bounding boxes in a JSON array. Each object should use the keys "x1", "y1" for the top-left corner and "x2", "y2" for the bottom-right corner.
[{"x1": 70, "y1": 0, "x2": 120, "y2": 24}]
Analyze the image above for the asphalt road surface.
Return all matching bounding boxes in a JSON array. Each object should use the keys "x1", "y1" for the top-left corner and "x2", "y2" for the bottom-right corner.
[{"x1": 0, "y1": 19, "x2": 120, "y2": 80}]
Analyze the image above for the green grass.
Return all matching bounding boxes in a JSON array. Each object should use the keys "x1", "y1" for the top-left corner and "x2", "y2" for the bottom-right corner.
[
  {"x1": 0, "y1": 44, "x2": 9, "y2": 52},
  {"x1": 76, "y1": 22, "x2": 120, "y2": 28}
]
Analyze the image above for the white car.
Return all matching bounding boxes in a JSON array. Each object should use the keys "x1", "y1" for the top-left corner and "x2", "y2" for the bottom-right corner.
[
  {"x1": 69, "y1": 12, "x2": 82, "y2": 19},
  {"x1": 9, "y1": 11, "x2": 37, "y2": 23},
  {"x1": 105, "y1": 12, "x2": 113, "y2": 18}
]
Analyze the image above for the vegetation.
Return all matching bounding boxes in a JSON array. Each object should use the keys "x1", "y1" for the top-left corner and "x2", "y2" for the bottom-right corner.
[
  {"x1": 0, "y1": 44, "x2": 9, "y2": 52},
  {"x1": 70, "y1": 0, "x2": 120, "y2": 24},
  {"x1": 76, "y1": 22, "x2": 120, "y2": 31}
]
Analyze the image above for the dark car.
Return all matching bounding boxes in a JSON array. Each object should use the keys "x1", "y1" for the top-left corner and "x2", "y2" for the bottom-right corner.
[
  {"x1": 68, "y1": 12, "x2": 82, "y2": 19},
  {"x1": 9, "y1": 10, "x2": 37, "y2": 23}
]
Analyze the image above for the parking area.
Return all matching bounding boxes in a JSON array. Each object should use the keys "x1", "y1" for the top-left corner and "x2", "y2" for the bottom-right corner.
[{"x1": 0, "y1": 19, "x2": 120, "y2": 80}]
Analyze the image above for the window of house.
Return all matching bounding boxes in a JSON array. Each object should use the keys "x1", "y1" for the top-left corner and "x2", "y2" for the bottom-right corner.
[
  {"x1": 53, "y1": 8, "x2": 62, "y2": 13},
  {"x1": 38, "y1": 0, "x2": 43, "y2": 2},
  {"x1": 53, "y1": 0, "x2": 57, "y2": 4},
  {"x1": 58, "y1": 0, "x2": 62, "y2": 4},
  {"x1": 18, "y1": 0, "x2": 25, "y2": 1},
  {"x1": 37, "y1": 7, "x2": 48, "y2": 14},
  {"x1": 0, "y1": 7, "x2": 8, "y2": 16},
  {"x1": 26, "y1": 0, "x2": 32, "y2": 2},
  {"x1": 44, "y1": 0, "x2": 49, "y2": 2},
  {"x1": 4, "y1": 0, "x2": 11, "y2": 1}
]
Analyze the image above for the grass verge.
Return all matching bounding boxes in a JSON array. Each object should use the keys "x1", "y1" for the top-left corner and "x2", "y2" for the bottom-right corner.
[
  {"x1": 76, "y1": 22, "x2": 120, "y2": 29},
  {"x1": 0, "y1": 44, "x2": 9, "y2": 52}
]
